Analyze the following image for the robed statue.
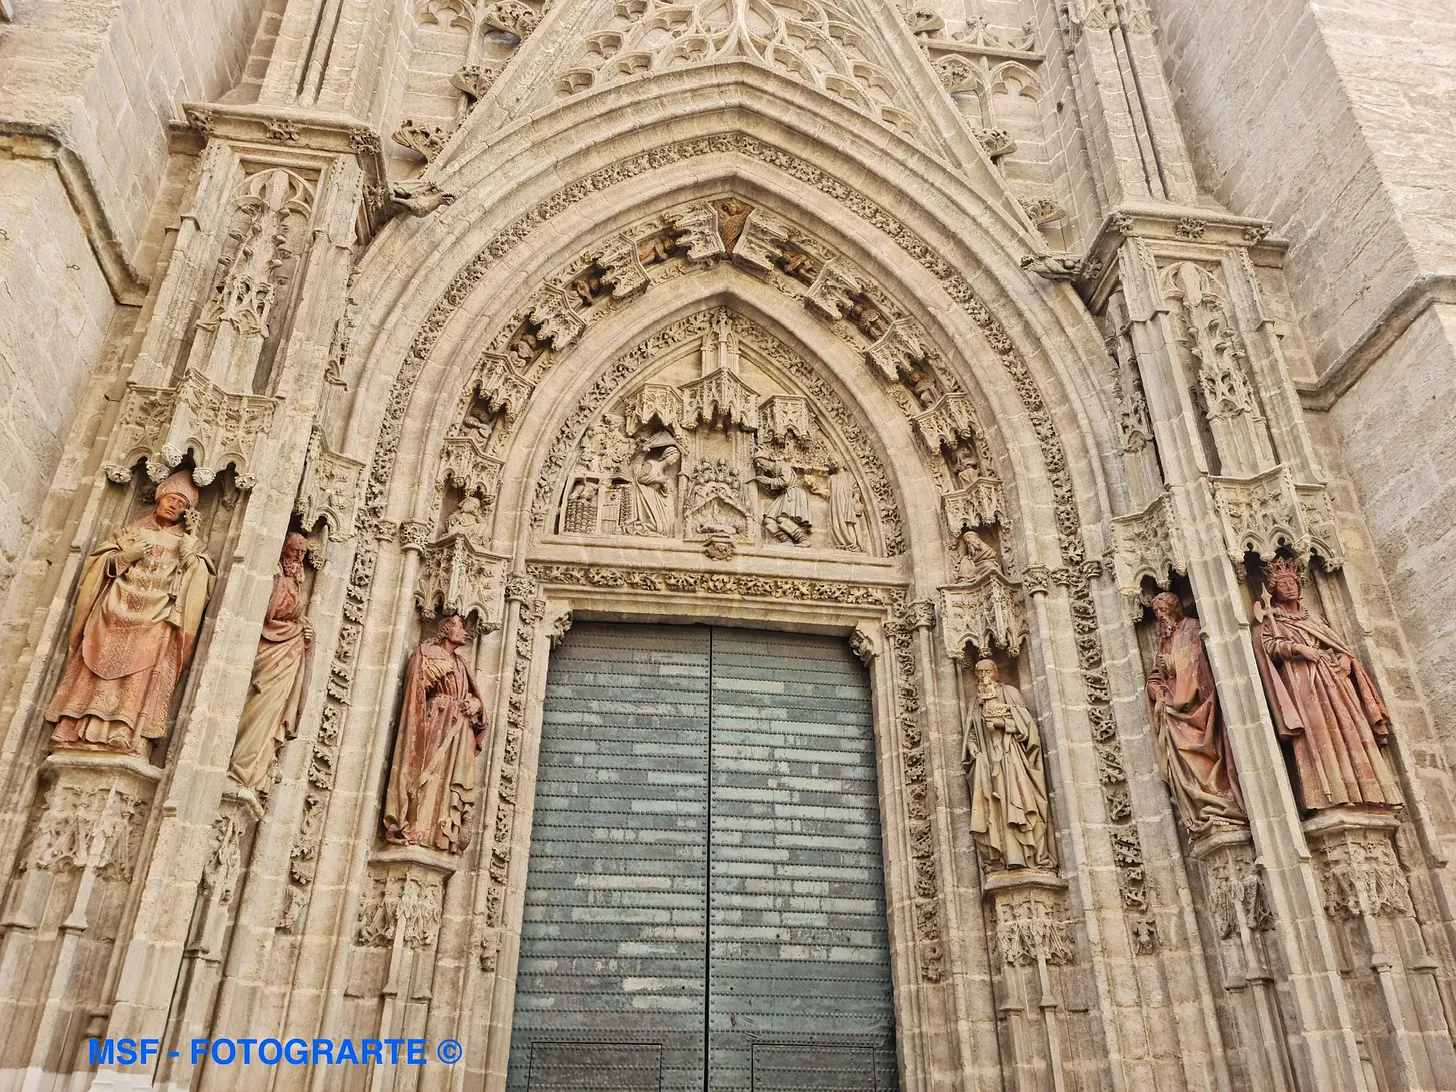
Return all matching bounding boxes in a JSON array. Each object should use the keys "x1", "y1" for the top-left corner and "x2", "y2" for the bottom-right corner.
[
  {"x1": 964, "y1": 658, "x2": 1057, "y2": 871},
  {"x1": 383, "y1": 614, "x2": 487, "y2": 854},
  {"x1": 1251, "y1": 557, "x2": 1401, "y2": 811},
  {"x1": 1145, "y1": 592, "x2": 1246, "y2": 833},
  {"x1": 46, "y1": 471, "x2": 215, "y2": 756},
  {"x1": 229, "y1": 532, "x2": 313, "y2": 789}
]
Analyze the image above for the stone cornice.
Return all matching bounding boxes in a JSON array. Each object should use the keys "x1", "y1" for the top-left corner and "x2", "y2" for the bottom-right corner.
[
  {"x1": 1296, "y1": 272, "x2": 1456, "y2": 411},
  {"x1": 0, "y1": 120, "x2": 149, "y2": 305}
]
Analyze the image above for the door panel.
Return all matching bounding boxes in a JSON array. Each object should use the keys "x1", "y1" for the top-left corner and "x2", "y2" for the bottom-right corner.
[
  {"x1": 707, "y1": 630, "x2": 897, "y2": 1092},
  {"x1": 508, "y1": 624, "x2": 897, "y2": 1092},
  {"x1": 507, "y1": 624, "x2": 711, "y2": 1092}
]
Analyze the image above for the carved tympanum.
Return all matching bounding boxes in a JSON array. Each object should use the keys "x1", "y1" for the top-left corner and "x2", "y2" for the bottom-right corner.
[
  {"x1": 1251, "y1": 558, "x2": 1401, "y2": 811},
  {"x1": 47, "y1": 473, "x2": 216, "y2": 756}
]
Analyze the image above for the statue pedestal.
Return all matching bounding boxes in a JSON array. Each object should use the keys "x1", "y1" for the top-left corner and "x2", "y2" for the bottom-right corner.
[
  {"x1": 1187, "y1": 826, "x2": 1294, "y2": 1090},
  {"x1": 980, "y1": 869, "x2": 1074, "y2": 1091},
  {"x1": 0, "y1": 752, "x2": 162, "y2": 1081},
  {"x1": 1301, "y1": 807, "x2": 1456, "y2": 1089}
]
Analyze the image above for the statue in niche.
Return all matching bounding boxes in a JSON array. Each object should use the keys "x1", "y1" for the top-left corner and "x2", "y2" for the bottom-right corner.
[
  {"x1": 1251, "y1": 558, "x2": 1402, "y2": 811},
  {"x1": 825, "y1": 456, "x2": 863, "y2": 551},
  {"x1": 908, "y1": 367, "x2": 939, "y2": 409},
  {"x1": 47, "y1": 471, "x2": 216, "y2": 756},
  {"x1": 446, "y1": 494, "x2": 490, "y2": 539},
  {"x1": 623, "y1": 432, "x2": 682, "y2": 536},
  {"x1": 383, "y1": 614, "x2": 487, "y2": 854},
  {"x1": 947, "y1": 441, "x2": 981, "y2": 490},
  {"x1": 963, "y1": 658, "x2": 1057, "y2": 871},
  {"x1": 753, "y1": 449, "x2": 817, "y2": 546},
  {"x1": 230, "y1": 532, "x2": 313, "y2": 789},
  {"x1": 1145, "y1": 592, "x2": 1246, "y2": 834},
  {"x1": 955, "y1": 529, "x2": 1000, "y2": 583}
]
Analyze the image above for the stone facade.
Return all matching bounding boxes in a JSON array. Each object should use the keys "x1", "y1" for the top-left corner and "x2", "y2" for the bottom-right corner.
[{"x1": 0, "y1": 1, "x2": 1453, "y2": 1090}]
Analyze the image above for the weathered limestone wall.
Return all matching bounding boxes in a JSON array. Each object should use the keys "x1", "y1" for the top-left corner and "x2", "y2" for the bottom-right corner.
[
  {"x1": 0, "y1": 0, "x2": 262, "y2": 598},
  {"x1": 1152, "y1": 0, "x2": 1456, "y2": 749}
]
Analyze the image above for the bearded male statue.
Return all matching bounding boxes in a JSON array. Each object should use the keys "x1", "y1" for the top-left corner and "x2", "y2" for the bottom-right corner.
[
  {"x1": 383, "y1": 614, "x2": 488, "y2": 854},
  {"x1": 963, "y1": 658, "x2": 1057, "y2": 871},
  {"x1": 1145, "y1": 592, "x2": 1245, "y2": 834},
  {"x1": 46, "y1": 471, "x2": 215, "y2": 756},
  {"x1": 230, "y1": 532, "x2": 314, "y2": 789},
  {"x1": 1251, "y1": 557, "x2": 1401, "y2": 811}
]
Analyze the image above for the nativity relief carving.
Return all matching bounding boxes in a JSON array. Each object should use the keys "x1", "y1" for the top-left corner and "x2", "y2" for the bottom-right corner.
[{"x1": 550, "y1": 310, "x2": 877, "y2": 559}]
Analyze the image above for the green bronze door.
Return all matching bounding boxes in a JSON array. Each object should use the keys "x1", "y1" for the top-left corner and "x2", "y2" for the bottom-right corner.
[{"x1": 507, "y1": 624, "x2": 897, "y2": 1092}]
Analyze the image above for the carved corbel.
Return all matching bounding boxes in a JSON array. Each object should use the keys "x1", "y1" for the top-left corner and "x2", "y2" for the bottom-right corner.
[
  {"x1": 355, "y1": 862, "x2": 449, "y2": 949},
  {"x1": 295, "y1": 426, "x2": 366, "y2": 539},
  {"x1": 850, "y1": 624, "x2": 880, "y2": 666},
  {"x1": 939, "y1": 572, "x2": 1027, "y2": 659},
  {"x1": 757, "y1": 395, "x2": 812, "y2": 444},
  {"x1": 526, "y1": 288, "x2": 587, "y2": 351},
  {"x1": 665, "y1": 204, "x2": 727, "y2": 262},
  {"x1": 1108, "y1": 492, "x2": 1188, "y2": 620},
  {"x1": 415, "y1": 534, "x2": 508, "y2": 632},
  {"x1": 1210, "y1": 466, "x2": 1344, "y2": 572},
  {"x1": 391, "y1": 119, "x2": 455, "y2": 162},
  {"x1": 451, "y1": 64, "x2": 500, "y2": 102},
  {"x1": 102, "y1": 368, "x2": 278, "y2": 489},
  {"x1": 803, "y1": 260, "x2": 863, "y2": 322},
  {"x1": 385, "y1": 178, "x2": 456, "y2": 218}
]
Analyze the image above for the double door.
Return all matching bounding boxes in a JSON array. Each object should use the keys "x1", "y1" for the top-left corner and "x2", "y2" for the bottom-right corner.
[{"x1": 506, "y1": 624, "x2": 898, "y2": 1092}]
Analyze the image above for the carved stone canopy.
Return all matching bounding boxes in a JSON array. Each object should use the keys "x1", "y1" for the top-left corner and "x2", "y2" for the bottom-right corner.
[
  {"x1": 1109, "y1": 491, "x2": 1188, "y2": 619},
  {"x1": 102, "y1": 368, "x2": 278, "y2": 489},
  {"x1": 414, "y1": 533, "x2": 508, "y2": 631},
  {"x1": 939, "y1": 571, "x2": 1028, "y2": 658},
  {"x1": 1210, "y1": 465, "x2": 1344, "y2": 572}
]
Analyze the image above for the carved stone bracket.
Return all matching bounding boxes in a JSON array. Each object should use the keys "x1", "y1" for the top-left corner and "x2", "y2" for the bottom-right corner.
[
  {"x1": 665, "y1": 204, "x2": 727, "y2": 262},
  {"x1": 595, "y1": 233, "x2": 650, "y2": 299},
  {"x1": 1190, "y1": 828, "x2": 1273, "y2": 940},
  {"x1": 984, "y1": 870, "x2": 1075, "y2": 967},
  {"x1": 803, "y1": 260, "x2": 862, "y2": 321},
  {"x1": 415, "y1": 534, "x2": 508, "y2": 631},
  {"x1": 1210, "y1": 466, "x2": 1344, "y2": 571},
  {"x1": 23, "y1": 754, "x2": 161, "y2": 887},
  {"x1": 102, "y1": 367, "x2": 278, "y2": 488},
  {"x1": 296, "y1": 426, "x2": 366, "y2": 539},
  {"x1": 355, "y1": 848, "x2": 455, "y2": 949},
  {"x1": 526, "y1": 287, "x2": 587, "y2": 351},
  {"x1": 939, "y1": 572, "x2": 1027, "y2": 658},
  {"x1": 863, "y1": 319, "x2": 929, "y2": 382},
  {"x1": 1109, "y1": 492, "x2": 1187, "y2": 619},
  {"x1": 1305, "y1": 809, "x2": 1411, "y2": 921}
]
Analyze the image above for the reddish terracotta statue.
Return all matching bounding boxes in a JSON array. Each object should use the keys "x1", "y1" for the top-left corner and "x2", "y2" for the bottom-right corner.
[
  {"x1": 1146, "y1": 592, "x2": 1246, "y2": 833},
  {"x1": 47, "y1": 472, "x2": 215, "y2": 756},
  {"x1": 1251, "y1": 558, "x2": 1401, "y2": 811},
  {"x1": 383, "y1": 614, "x2": 487, "y2": 853}
]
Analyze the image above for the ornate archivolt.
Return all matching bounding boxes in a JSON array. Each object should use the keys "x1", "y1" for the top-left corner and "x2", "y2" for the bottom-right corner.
[{"x1": 317, "y1": 129, "x2": 1143, "y2": 965}]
